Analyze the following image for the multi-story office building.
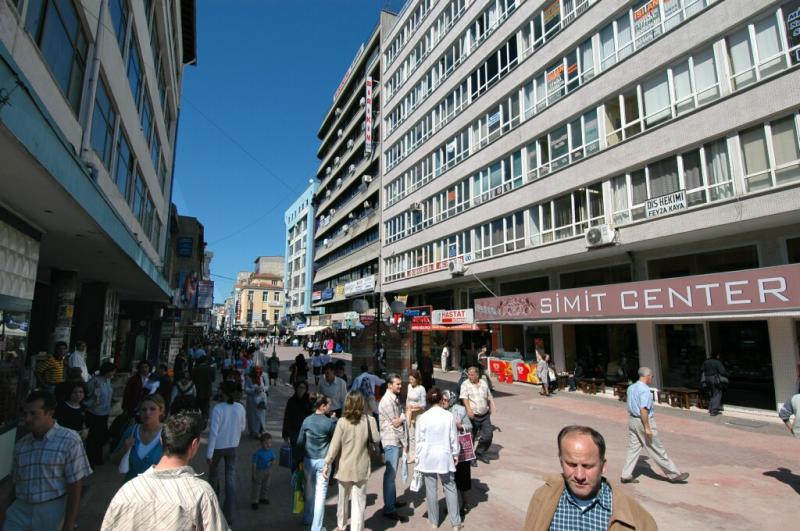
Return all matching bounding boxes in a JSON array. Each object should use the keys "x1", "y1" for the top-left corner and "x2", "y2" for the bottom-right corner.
[
  {"x1": 310, "y1": 11, "x2": 397, "y2": 328},
  {"x1": 284, "y1": 181, "x2": 318, "y2": 326},
  {"x1": 0, "y1": 0, "x2": 195, "y2": 478},
  {"x1": 380, "y1": 0, "x2": 800, "y2": 412},
  {"x1": 232, "y1": 257, "x2": 284, "y2": 334}
]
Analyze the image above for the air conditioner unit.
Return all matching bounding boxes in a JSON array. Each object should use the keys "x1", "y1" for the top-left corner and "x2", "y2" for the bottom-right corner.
[
  {"x1": 325, "y1": 189, "x2": 332, "y2": 197},
  {"x1": 585, "y1": 225, "x2": 617, "y2": 248},
  {"x1": 362, "y1": 175, "x2": 373, "y2": 183},
  {"x1": 342, "y1": 224, "x2": 350, "y2": 233},
  {"x1": 334, "y1": 156, "x2": 340, "y2": 165},
  {"x1": 348, "y1": 212, "x2": 355, "y2": 219},
  {"x1": 359, "y1": 96, "x2": 366, "y2": 107},
  {"x1": 335, "y1": 178, "x2": 342, "y2": 187},
  {"x1": 325, "y1": 167, "x2": 332, "y2": 175},
  {"x1": 335, "y1": 107, "x2": 341, "y2": 116},
  {"x1": 363, "y1": 200, "x2": 371, "y2": 209},
  {"x1": 347, "y1": 139, "x2": 354, "y2": 148},
  {"x1": 410, "y1": 202, "x2": 422, "y2": 211},
  {"x1": 329, "y1": 208, "x2": 336, "y2": 216},
  {"x1": 448, "y1": 261, "x2": 465, "y2": 276},
  {"x1": 337, "y1": 129, "x2": 343, "y2": 137},
  {"x1": 348, "y1": 164, "x2": 355, "y2": 173},
  {"x1": 323, "y1": 238, "x2": 330, "y2": 246}
]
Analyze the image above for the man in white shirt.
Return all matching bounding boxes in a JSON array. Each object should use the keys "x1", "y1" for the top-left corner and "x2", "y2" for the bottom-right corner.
[
  {"x1": 206, "y1": 381, "x2": 246, "y2": 526},
  {"x1": 318, "y1": 363, "x2": 347, "y2": 417},
  {"x1": 102, "y1": 411, "x2": 228, "y2": 530},
  {"x1": 66, "y1": 340, "x2": 89, "y2": 382},
  {"x1": 460, "y1": 366, "x2": 496, "y2": 464}
]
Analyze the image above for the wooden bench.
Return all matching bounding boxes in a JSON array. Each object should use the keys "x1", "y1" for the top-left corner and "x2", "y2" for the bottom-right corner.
[
  {"x1": 661, "y1": 387, "x2": 702, "y2": 409},
  {"x1": 614, "y1": 383, "x2": 628, "y2": 401},
  {"x1": 578, "y1": 378, "x2": 606, "y2": 395}
]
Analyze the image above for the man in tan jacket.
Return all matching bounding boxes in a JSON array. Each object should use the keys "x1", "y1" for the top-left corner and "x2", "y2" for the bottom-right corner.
[{"x1": 525, "y1": 425, "x2": 656, "y2": 531}]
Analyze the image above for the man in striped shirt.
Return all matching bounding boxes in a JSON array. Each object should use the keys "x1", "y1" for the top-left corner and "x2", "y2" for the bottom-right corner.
[
  {"x1": 102, "y1": 411, "x2": 228, "y2": 531},
  {"x1": 2, "y1": 391, "x2": 92, "y2": 531},
  {"x1": 36, "y1": 342, "x2": 67, "y2": 392}
]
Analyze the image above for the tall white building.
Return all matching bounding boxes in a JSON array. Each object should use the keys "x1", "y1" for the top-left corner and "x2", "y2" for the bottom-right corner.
[
  {"x1": 284, "y1": 181, "x2": 318, "y2": 324},
  {"x1": 310, "y1": 11, "x2": 396, "y2": 328},
  {"x1": 380, "y1": 0, "x2": 800, "y2": 412}
]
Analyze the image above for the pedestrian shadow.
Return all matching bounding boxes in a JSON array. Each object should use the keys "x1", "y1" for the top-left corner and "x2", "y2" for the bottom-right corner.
[
  {"x1": 763, "y1": 468, "x2": 800, "y2": 495},
  {"x1": 631, "y1": 457, "x2": 673, "y2": 483}
]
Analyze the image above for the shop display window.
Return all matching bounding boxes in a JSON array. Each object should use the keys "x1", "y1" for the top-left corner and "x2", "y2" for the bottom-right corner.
[
  {"x1": 708, "y1": 321, "x2": 774, "y2": 410},
  {"x1": 0, "y1": 309, "x2": 31, "y2": 433},
  {"x1": 657, "y1": 324, "x2": 707, "y2": 389}
]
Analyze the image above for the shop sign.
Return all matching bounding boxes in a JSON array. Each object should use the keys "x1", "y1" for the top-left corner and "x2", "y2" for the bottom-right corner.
[
  {"x1": 322, "y1": 288, "x2": 334, "y2": 300},
  {"x1": 406, "y1": 254, "x2": 474, "y2": 279},
  {"x1": 411, "y1": 315, "x2": 432, "y2": 331},
  {"x1": 312, "y1": 290, "x2": 322, "y2": 301},
  {"x1": 475, "y1": 263, "x2": 800, "y2": 321},
  {"x1": 645, "y1": 190, "x2": 686, "y2": 219},
  {"x1": 296, "y1": 323, "x2": 306, "y2": 329},
  {"x1": 633, "y1": 0, "x2": 663, "y2": 46},
  {"x1": 365, "y1": 77, "x2": 373, "y2": 154},
  {"x1": 404, "y1": 305, "x2": 431, "y2": 318},
  {"x1": 334, "y1": 43, "x2": 364, "y2": 101},
  {"x1": 319, "y1": 314, "x2": 332, "y2": 326},
  {"x1": 345, "y1": 275, "x2": 375, "y2": 296},
  {"x1": 197, "y1": 281, "x2": 214, "y2": 309},
  {"x1": 360, "y1": 314, "x2": 375, "y2": 326},
  {"x1": 432, "y1": 309, "x2": 475, "y2": 325},
  {"x1": 784, "y1": 0, "x2": 800, "y2": 65},
  {"x1": 335, "y1": 284, "x2": 346, "y2": 298}
]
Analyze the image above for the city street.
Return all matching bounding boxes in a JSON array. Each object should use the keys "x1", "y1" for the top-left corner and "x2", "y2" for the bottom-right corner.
[{"x1": 75, "y1": 346, "x2": 799, "y2": 530}]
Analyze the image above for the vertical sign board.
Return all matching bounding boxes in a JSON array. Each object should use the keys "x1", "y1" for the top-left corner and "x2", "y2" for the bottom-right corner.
[
  {"x1": 365, "y1": 77, "x2": 373, "y2": 155},
  {"x1": 784, "y1": 1, "x2": 800, "y2": 65}
]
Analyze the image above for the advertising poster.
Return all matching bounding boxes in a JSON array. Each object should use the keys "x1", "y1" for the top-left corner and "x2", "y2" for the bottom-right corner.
[
  {"x1": 197, "y1": 280, "x2": 214, "y2": 309},
  {"x1": 784, "y1": 0, "x2": 800, "y2": 64},
  {"x1": 178, "y1": 271, "x2": 199, "y2": 309}
]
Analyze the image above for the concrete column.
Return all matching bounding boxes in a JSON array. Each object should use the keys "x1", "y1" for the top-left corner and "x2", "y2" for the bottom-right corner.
[
  {"x1": 768, "y1": 317, "x2": 799, "y2": 411},
  {"x1": 552, "y1": 323, "x2": 566, "y2": 372},
  {"x1": 636, "y1": 321, "x2": 663, "y2": 388},
  {"x1": 51, "y1": 270, "x2": 78, "y2": 350}
]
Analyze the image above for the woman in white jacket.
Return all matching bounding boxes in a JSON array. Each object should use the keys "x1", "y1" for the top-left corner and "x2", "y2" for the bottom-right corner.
[{"x1": 415, "y1": 387, "x2": 462, "y2": 530}]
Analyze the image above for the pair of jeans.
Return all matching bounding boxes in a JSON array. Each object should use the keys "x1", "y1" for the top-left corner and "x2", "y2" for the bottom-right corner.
[
  {"x1": 303, "y1": 457, "x2": 328, "y2": 530},
  {"x1": 382, "y1": 444, "x2": 401, "y2": 513},
  {"x1": 209, "y1": 447, "x2": 237, "y2": 524},
  {"x1": 251, "y1": 467, "x2": 272, "y2": 504},
  {"x1": 84, "y1": 411, "x2": 109, "y2": 466},
  {"x1": 4, "y1": 497, "x2": 66, "y2": 531},
  {"x1": 423, "y1": 472, "x2": 462, "y2": 527}
]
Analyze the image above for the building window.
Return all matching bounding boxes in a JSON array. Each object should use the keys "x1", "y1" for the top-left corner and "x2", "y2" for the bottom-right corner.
[
  {"x1": 262, "y1": 292, "x2": 269, "y2": 302},
  {"x1": 530, "y1": 185, "x2": 604, "y2": 246},
  {"x1": 108, "y1": 0, "x2": 128, "y2": 53},
  {"x1": 114, "y1": 134, "x2": 133, "y2": 200},
  {"x1": 141, "y1": 95, "x2": 153, "y2": 144},
  {"x1": 24, "y1": 0, "x2": 88, "y2": 113},
  {"x1": 273, "y1": 310, "x2": 280, "y2": 323},
  {"x1": 131, "y1": 171, "x2": 145, "y2": 220},
  {"x1": 151, "y1": 214, "x2": 162, "y2": 252},
  {"x1": 91, "y1": 78, "x2": 116, "y2": 170},
  {"x1": 739, "y1": 114, "x2": 800, "y2": 192},
  {"x1": 273, "y1": 292, "x2": 280, "y2": 303},
  {"x1": 261, "y1": 310, "x2": 267, "y2": 323},
  {"x1": 127, "y1": 40, "x2": 143, "y2": 105},
  {"x1": 727, "y1": 10, "x2": 788, "y2": 89},
  {"x1": 142, "y1": 195, "x2": 154, "y2": 236},
  {"x1": 158, "y1": 155, "x2": 168, "y2": 191}
]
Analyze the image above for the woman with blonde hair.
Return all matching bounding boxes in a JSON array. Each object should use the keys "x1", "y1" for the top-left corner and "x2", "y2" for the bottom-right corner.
[
  {"x1": 113, "y1": 393, "x2": 166, "y2": 482},
  {"x1": 323, "y1": 391, "x2": 380, "y2": 531}
]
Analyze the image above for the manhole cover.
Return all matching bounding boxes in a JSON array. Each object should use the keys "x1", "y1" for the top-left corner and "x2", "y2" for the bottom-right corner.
[{"x1": 724, "y1": 419, "x2": 768, "y2": 429}]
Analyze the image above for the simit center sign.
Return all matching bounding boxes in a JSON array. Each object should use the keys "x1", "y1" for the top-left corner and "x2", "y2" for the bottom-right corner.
[{"x1": 475, "y1": 264, "x2": 800, "y2": 322}]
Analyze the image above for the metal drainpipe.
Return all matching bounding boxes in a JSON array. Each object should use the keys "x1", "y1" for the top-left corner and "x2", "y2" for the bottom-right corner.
[{"x1": 79, "y1": 0, "x2": 107, "y2": 167}]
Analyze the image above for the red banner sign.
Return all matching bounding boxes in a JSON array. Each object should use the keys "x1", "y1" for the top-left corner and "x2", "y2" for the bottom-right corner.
[{"x1": 475, "y1": 264, "x2": 800, "y2": 322}]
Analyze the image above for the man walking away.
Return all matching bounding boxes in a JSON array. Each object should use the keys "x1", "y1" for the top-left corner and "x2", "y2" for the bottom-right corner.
[
  {"x1": 378, "y1": 374, "x2": 409, "y2": 522},
  {"x1": 2, "y1": 391, "x2": 92, "y2": 531},
  {"x1": 191, "y1": 356, "x2": 216, "y2": 420},
  {"x1": 524, "y1": 425, "x2": 656, "y2": 530},
  {"x1": 460, "y1": 366, "x2": 496, "y2": 464},
  {"x1": 620, "y1": 367, "x2": 689, "y2": 484},
  {"x1": 701, "y1": 354, "x2": 728, "y2": 416},
  {"x1": 206, "y1": 380, "x2": 246, "y2": 526},
  {"x1": 84, "y1": 362, "x2": 116, "y2": 466},
  {"x1": 101, "y1": 411, "x2": 229, "y2": 530}
]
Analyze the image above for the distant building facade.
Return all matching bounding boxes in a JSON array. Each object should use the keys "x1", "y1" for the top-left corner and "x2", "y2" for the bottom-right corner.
[{"x1": 284, "y1": 181, "x2": 318, "y2": 326}]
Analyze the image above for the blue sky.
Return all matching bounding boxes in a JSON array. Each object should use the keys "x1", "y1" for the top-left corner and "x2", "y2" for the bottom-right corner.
[{"x1": 173, "y1": 1, "x2": 406, "y2": 301}]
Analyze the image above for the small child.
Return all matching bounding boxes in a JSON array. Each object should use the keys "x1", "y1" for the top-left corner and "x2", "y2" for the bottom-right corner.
[{"x1": 251, "y1": 432, "x2": 275, "y2": 510}]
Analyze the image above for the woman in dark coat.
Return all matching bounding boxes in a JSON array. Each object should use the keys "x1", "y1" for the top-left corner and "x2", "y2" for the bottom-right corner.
[{"x1": 282, "y1": 380, "x2": 313, "y2": 464}]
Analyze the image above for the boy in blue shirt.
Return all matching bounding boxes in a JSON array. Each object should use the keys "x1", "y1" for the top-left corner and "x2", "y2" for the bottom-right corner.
[{"x1": 251, "y1": 432, "x2": 275, "y2": 509}]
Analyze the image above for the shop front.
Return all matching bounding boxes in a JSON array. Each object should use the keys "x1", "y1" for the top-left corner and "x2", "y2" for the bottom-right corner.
[
  {"x1": 408, "y1": 307, "x2": 485, "y2": 369},
  {"x1": 475, "y1": 264, "x2": 800, "y2": 412}
]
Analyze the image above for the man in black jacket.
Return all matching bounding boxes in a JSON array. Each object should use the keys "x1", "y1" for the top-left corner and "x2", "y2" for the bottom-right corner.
[
  {"x1": 702, "y1": 353, "x2": 728, "y2": 416},
  {"x1": 191, "y1": 356, "x2": 216, "y2": 420}
]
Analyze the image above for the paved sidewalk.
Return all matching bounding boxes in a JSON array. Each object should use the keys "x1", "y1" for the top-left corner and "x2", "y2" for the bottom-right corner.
[{"x1": 74, "y1": 346, "x2": 799, "y2": 530}]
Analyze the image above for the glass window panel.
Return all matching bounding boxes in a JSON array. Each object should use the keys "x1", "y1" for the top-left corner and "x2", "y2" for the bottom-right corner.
[
  {"x1": 741, "y1": 126, "x2": 769, "y2": 174},
  {"x1": 771, "y1": 116, "x2": 800, "y2": 185},
  {"x1": 649, "y1": 158, "x2": 680, "y2": 197},
  {"x1": 692, "y1": 48, "x2": 719, "y2": 105},
  {"x1": 631, "y1": 170, "x2": 647, "y2": 204},
  {"x1": 683, "y1": 149, "x2": 703, "y2": 190},
  {"x1": 642, "y1": 72, "x2": 671, "y2": 126},
  {"x1": 754, "y1": 14, "x2": 786, "y2": 76},
  {"x1": 728, "y1": 28, "x2": 756, "y2": 88}
]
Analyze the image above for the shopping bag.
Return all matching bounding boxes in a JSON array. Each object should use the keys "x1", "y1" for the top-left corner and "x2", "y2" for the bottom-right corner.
[
  {"x1": 291, "y1": 465, "x2": 305, "y2": 513},
  {"x1": 279, "y1": 443, "x2": 292, "y2": 468},
  {"x1": 457, "y1": 431, "x2": 476, "y2": 463},
  {"x1": 409, "y1": 470, "x2": 423, "y2": 492},
  {"x1": 292, "y1": 488, "x2": 305, "y2": 514}
]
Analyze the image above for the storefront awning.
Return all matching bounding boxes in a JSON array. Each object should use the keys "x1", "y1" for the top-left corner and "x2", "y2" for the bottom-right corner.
[
  {"x1": 293, "y1": 325, "x2": 328, "y2": 336},
  {"x1": 478, "y1": 311, "x2": 800, "y2": 325}
]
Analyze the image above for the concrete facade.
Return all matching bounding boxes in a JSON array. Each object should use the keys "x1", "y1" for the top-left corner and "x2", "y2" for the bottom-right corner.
[
  {"x1": 284, "y1": 181, "x2": 318, "y2": 322},
  {"x1": 380, "y1": 0, "x2": 800, "y2": 411}
]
